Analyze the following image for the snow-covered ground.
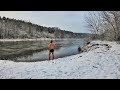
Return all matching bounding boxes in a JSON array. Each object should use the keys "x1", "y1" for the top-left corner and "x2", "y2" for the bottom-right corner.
[{"x1": 0, "y1": 40, "x2": 120, "y2": 79}]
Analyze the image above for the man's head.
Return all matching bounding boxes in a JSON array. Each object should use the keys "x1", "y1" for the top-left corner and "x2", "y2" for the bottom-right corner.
[{"x1": 50, "y1": 40, "x2": 53, "y2": 43}]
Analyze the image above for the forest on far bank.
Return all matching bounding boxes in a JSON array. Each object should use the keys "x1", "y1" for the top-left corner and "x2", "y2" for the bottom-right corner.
[{"x1": 0, "y1": 16, "x2": 89, "y2": 39}]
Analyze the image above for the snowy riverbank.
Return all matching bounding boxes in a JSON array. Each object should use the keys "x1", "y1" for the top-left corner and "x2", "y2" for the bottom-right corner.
[
  {"x1": 0, "y1": 38, "x2": 79, "y2": 42},
  {"x1": 0, "y1": 40, "x2": 120, "y2": 79}
]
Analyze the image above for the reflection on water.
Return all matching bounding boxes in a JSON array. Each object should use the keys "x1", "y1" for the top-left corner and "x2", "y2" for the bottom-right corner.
[{"x1": 0, "y1": 39, "x2": 84, "y2": 62}]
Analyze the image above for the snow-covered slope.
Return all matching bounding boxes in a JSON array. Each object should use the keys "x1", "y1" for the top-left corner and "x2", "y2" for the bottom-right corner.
[{"x1": 0, "y1": 40, "x2": 120, "y2": 79}]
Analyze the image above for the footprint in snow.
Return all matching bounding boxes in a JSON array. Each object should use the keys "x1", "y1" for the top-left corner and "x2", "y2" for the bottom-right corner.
[
  {"x1": 78, "y1": 56, "x2": 82, "y2": 58},
  {"x1": 42, "y1": 71, "x2": 47, "y2": 73},
  {"x1": 93, "y1": 66, "x2": 98, "y2": 68},
  {"x1": 117, "y1": 66, "x2": 120, "y2": 72}
]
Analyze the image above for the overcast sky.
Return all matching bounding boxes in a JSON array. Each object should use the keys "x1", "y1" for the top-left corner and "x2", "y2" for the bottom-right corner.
[{"x1": 0, "y1": 11, "x2": 90, "y2": 33}]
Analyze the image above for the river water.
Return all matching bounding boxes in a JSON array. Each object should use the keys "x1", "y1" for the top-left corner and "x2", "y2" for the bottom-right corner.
[{"x1": 0, "y1": 39, "x2": 85, "y2": 62}]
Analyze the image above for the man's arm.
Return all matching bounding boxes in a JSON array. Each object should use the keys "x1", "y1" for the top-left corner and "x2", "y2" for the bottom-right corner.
[
  {"x1": 48, "y1": 44, "x2": 50, "y2": 49},
  {"x1": 54, "y1": 43, "x2": 55, "y2": 48}
]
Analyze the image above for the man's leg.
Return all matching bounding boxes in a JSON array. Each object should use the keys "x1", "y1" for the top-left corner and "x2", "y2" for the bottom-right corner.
[
  {"x1": 52, "y1": 52, "x2": 54, "y2": 60},
  {"x1": 49, "y1": 51, "x2": 51, "y2": 60}
]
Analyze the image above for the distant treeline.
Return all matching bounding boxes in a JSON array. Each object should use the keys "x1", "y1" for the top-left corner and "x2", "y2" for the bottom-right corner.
[{"x1": 0, "y1": 16, "x2": 89, "y2": 39}]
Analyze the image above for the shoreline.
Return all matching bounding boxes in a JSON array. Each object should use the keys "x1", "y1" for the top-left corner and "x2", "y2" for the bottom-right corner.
[{"x1": 0, "y1": 38, "x2": 82, "y2": 42}]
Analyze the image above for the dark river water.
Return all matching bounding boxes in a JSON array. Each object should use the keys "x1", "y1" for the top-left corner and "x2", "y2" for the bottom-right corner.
[{"x1": 0, "y1": 39, "x2": 85, "y2": 62}]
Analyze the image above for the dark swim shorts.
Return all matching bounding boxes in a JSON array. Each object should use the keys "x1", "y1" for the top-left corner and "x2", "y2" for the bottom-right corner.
[{"x1": 50, "y1": 49, "x2": 54, "y2": 52}]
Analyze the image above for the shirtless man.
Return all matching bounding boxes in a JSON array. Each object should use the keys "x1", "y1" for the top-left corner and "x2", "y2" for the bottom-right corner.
[{"x1": 48, "y1": 40, "x2": 55, "y2": 60}]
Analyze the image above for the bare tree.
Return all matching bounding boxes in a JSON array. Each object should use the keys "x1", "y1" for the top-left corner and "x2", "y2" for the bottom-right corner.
[
  {"x1": 85, "y1": 11, "x2": 120, "y2": 41},
  {"x1": 85, "y1": 11, "x2": 104, "y2": 40},
  {"x1": 101, "y1": 11, "x2": 120, "y2": 41}
]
